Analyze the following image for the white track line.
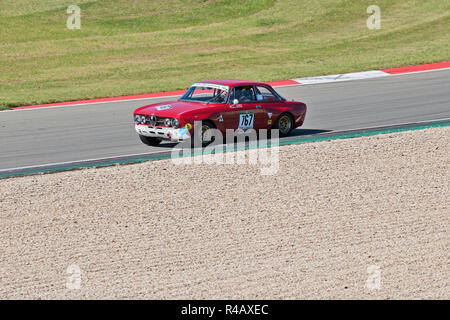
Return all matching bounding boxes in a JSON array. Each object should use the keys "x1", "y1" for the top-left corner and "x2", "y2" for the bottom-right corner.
[
  {"x1": 0, "y1": 150, "x2": 172, "y2": 173},
  {"x1": 324, "y1": 117, "x2": 450, "y2": 133},
  {"x1": 0, "y1": 94, "x2": 183, "y2": 113}
]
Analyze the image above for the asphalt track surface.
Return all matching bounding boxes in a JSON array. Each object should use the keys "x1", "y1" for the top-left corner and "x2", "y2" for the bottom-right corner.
[{"x1": 0, "y1": 69, "x2": 449, "y2": 171}]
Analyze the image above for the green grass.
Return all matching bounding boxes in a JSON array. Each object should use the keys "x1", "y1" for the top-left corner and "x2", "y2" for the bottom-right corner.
[{"x1": 0, "y1": 0, "x2": 449, "y2": 109}]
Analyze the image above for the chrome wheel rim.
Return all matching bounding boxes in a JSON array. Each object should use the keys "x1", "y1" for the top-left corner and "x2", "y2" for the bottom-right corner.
[{"x1": 278, "y1": 115, "x2": 292, "y2": 134}]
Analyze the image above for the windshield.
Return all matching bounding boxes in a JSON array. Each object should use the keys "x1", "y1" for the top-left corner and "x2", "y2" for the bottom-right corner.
[{"x1": 179, "y1": 83, "x2": 230, "y2": 104}]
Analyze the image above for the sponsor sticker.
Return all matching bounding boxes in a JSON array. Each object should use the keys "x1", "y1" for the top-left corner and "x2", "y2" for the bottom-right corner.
[
  {"x1": 156, "y1": 104, "x2": 172, "y2": 110},
  {"x1": 176, "y1": 123, "x2": 192, "y2": 138},
  {"x1": 192, "y1": 83, "x2": 229, "y2": 92}
]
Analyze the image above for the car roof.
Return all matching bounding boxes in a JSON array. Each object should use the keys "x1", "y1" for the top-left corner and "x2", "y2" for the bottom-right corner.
[{"x1": 197, "y1": 80, "x2": 270, "y2": 87}]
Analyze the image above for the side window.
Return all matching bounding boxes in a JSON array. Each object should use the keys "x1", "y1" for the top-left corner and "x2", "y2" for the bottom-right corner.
[
  {"x1": 255, "y1": 86, "x2": 279, "y2": 102},
  {"x1": 231, "y1": 86, "x2": 256, "y2": 103}
]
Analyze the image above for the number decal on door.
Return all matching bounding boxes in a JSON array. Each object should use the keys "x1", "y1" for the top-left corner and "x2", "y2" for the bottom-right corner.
[{"x1": 239, "y1": 111, "x2": 254, "y2": 130}]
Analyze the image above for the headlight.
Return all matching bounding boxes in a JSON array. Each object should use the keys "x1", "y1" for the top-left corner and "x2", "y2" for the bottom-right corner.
[
  {"x1": 134, "y1": 115, "x2": 141, "y2": 123},
  {"x1": 164, "y1": 118, "x2": 172, "y2": 127},
  {"x1": 149, "y1": 115, "x2": 156, "y2": 126},
  {"x1": 172, "y1": 118, "x2": 180, "y2": 128},
  {"x1": 141, "y1": 115, "x2": 147, "y2": 124}
]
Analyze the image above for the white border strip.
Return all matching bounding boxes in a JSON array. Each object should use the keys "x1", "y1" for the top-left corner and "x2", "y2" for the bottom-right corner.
[
  {"x1": 293, "y1": 70, "x2": 389, "y2": 84},
  {"x1": 293, "y1": 67, "x2": 450, "y2": 86}
]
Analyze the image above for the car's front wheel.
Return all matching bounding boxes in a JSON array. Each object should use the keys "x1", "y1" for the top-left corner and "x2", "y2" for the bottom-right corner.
[
  {"x1": 274, "y1": 113, "x2": 294, "y2": 136},
  {"x1": 190, "y1": 120, "x2": 216, "y2": 147},
  {"x1": 139, "y1": 135, "x2": 162, "y2": 146}
]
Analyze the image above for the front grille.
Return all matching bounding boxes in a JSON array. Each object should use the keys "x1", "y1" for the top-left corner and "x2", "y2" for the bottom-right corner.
[
  {"x1": 138, "y1": 115, "x2": 173, "y2": 127},
  {"x1": 156, "y1": 117, "x2": 168, "y2": 126}
]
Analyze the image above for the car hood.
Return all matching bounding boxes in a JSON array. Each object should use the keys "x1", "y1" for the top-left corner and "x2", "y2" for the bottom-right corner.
[{"x1": 135, "y1": 100, "x2": 210, "y2": 117}]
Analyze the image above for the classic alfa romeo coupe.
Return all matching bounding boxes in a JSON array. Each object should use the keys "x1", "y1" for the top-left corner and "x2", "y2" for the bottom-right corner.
[{"x1": 133, "y1": 80, "x2": 307, "y2": 146}]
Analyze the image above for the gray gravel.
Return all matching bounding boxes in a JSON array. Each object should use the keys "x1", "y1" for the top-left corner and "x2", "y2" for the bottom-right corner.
[{"x1": 0, "y1": 127, "x2": 449, "y2": 299}]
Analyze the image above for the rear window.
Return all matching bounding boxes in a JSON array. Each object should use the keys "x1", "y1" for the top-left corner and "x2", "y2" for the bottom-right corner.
[{"x1": 254, "y1": 85, "x2": 281, "y2": 102}]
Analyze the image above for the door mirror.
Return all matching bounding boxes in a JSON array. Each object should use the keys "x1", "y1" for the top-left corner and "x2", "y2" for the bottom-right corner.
[{"x1": 230, "y1": 99, "x2": 241, "y2": 108}]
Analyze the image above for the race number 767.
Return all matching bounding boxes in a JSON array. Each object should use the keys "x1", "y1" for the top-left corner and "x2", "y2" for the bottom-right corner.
[{"x1": 239, "y1": 112, "x2": 254, "y2": 129}]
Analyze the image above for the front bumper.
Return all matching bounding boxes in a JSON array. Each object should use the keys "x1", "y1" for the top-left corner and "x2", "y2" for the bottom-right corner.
[{"x1": 135, "y1": 124, "x2": 191, "y2": 141}]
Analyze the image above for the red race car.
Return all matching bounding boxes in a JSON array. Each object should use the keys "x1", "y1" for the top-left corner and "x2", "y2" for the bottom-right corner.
[{"x1": 133, "y1": 80, "x2": 307, "y2": 146}]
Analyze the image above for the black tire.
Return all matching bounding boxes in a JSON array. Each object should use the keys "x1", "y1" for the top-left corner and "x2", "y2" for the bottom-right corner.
[
  {"x1": 139, "y1": 135, "x2": 162, "y2": 146},
  {"x1": 274, "y1": 113, "x2": 294, "y2": 136},
  {"x1": 190, "y1": 120, "x2": 216, "y2": 147}
]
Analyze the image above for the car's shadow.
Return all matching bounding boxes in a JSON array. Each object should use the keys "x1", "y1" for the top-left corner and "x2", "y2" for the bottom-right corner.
[
  {"x1": 290, "y1": 128, "x2": 331, "y2": 137},
  {"x1": 156, "y1": 128, "x2": 331, "y2": 149}
]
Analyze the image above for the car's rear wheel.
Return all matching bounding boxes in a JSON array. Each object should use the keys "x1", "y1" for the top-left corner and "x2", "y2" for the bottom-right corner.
[
  {"x1": 274, "y1": 113, "x2": 294, "y2": 136},
  {"x1": 139, "y1": 135, "x2": 162, "y2": 146}
]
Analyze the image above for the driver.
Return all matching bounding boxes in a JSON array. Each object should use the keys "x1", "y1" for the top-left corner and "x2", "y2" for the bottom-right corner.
[
  {"x1": 213, "y1": 89, "x2": 228, "y2": 103},
  {"x1": 233, "y1": 87, "x2": 254, "y2": 103}
]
